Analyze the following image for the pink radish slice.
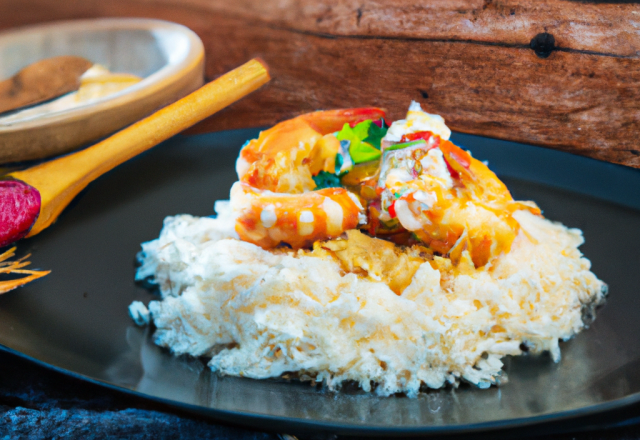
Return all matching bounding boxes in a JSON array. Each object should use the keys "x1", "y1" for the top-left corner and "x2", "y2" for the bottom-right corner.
[{"x1": 0, "y1": 180, "x2": 41, "y2": 247}]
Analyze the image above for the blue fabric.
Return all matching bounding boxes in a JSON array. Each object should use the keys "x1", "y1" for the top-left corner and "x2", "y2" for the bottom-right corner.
[
  {"x1": 0, "y1": 350, "x2": 277, "y2": 440},
  {"x1": 2, "y1": 348, "x2": 640, "y2": 439}
]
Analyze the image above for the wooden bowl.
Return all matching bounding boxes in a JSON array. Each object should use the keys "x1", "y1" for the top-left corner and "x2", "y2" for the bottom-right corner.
[{"x1": 0, "y1": 18, "x2": 204, "y2": 164}]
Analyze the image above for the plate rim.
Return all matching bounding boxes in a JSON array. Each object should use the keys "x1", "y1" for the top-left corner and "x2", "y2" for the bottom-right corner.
[{"x1": 2, "y1": 343, "x2": 640, "y2": 437}]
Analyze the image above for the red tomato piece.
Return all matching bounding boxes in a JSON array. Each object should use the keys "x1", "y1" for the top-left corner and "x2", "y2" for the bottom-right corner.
[
  {"x1": 400, "y1": 131, "x2": 435, "y2": 143},
  {"x1": 388, "y1": 200, "x2": 397, "y2": 218}
]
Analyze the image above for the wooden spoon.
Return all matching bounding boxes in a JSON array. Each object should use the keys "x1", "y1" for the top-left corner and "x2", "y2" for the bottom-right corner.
[
  {"x1": 0, "y1": 58, "x2": 270, "y2": 245},
  {"x1": 0, "y1": 56, "x2": 93, "y2": 114}
]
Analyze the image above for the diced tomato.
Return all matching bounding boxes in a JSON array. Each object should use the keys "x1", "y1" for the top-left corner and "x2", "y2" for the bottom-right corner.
[
  {"x1": 440, "y1": 141, "x2": 471, "y2": 169},
  {"x1": 388, "y1": 200, "x2": 397, "y2": 218},
  {"x1": 444, "y1": 159, "x2": 460, "y2": 180},
  {"x1": 439, "y1": 140, "x2": 472, "y2": 180},
  {"x1": 400, "y1": 131, "x2": 437, "y2": 144}
]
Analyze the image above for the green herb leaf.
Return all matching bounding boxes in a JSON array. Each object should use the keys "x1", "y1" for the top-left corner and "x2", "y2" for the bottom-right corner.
[
  {"x1": 336, "y1": 122, "x2": 383, "y2": 164},
  {"x1": 385, "y1": 140, "x2": 427, "y2": 152},
  {"x1": 350, "y1": 142, "x2": 381, "y2": 164},
  {"x1": 363, "y1": 121, "x2": 388, "y2": 149},
  {"x1": 336, "y1": 123, "x2": 358, "y2": 143},
  {"x1": 356, "y1": 120, "x2": 372, "y2": 139},
  {"x1": 313, "y1": 171, "x2": 342, "y2": 189}
]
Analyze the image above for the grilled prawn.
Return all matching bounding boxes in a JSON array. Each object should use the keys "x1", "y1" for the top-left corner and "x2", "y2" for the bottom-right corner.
[
  {"x1": 233, "y1": 108, "x2": 383, "y2": 248},
  {"x1": 230, "y1": 102, "x2": 539, "y2": 267}
]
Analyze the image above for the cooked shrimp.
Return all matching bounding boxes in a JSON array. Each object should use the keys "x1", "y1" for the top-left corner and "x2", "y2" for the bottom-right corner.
[
  {"x1": 229, "y1": 102, "x2": 539, "y2": 264},
  {"x1": 231, "y1": 182, "x2": 363, "y2": 249},
  {"x1": 236, "y1": 108, "x2": 385, "y2": 194},
  {"x1": 376, "y1": 133, "x2": 539, "y2": 267},
  {"x1": 230, "y1": 108, "x2": 383, "y2": 249}
]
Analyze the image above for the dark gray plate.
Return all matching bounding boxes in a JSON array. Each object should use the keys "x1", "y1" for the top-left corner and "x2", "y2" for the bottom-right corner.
[{"x1": 1, "y1": 129, "x2": 639, "y2": 437}]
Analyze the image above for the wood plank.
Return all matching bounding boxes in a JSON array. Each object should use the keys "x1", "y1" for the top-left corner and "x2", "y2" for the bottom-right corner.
[
  {"x1": 170, "y1": 0, "x2": 640, "y2": 57},
  {"x1": 1, "y1": 0, "x2": 639, "y2": 167}
]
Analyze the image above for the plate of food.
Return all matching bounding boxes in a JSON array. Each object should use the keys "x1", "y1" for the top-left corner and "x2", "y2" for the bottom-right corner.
[{"x1": 0, "y1": 100, "x2": 639, "y2": 437}]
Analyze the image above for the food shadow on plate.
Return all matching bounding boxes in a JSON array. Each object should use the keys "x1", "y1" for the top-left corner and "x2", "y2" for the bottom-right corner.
[{"x1": 102, "y1": 319, "x2": 635, "y2": 428}]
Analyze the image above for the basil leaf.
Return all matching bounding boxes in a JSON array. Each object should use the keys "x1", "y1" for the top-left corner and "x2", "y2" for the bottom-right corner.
[
  {"x1": 352, "y1": 120, "x2": 372, "y2": 140},
  {"x1": 363, "y1": 120, "x2": 388, "y2": 149},
  {"x1": 313, "y1": 171, "x2": 342, "y2": 189},
  {"x1": 336, "y1": 123, "x2": 356, "y2": 143},
  {"x1": 336, "y1": 121, "x2": 385, "y2": 164},
  {"x1": 350, "y1": 141, "x2": 381, "y2": 164}
]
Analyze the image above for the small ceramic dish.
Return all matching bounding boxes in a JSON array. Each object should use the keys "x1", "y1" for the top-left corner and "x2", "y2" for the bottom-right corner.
[{"x1": 0, "y1": 18, "x2": 204, "y2": 164}]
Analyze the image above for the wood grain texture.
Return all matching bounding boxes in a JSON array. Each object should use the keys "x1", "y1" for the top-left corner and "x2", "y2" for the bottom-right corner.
[{"x1": 1, "y1": 0, "x2": 639, "y2": 167}]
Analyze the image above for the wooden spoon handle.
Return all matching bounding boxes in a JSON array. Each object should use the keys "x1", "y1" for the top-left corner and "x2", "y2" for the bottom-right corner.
[{"x1": 10, "y1": 58, "x2": 270, "y2": 237}]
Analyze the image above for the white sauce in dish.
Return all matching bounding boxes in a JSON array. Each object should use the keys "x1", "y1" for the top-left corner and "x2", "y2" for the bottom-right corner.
[
  {"x1": 384, "y1": 101, "x2": 452, "y2": 143},
  {"x1": 0, "y1": 65, "x2": 141, "y2": 125}
]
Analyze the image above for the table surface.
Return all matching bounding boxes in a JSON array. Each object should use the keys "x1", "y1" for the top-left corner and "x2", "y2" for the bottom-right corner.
[{"x1": 1, "y1": 349, "x2": 640, "y2": 440}]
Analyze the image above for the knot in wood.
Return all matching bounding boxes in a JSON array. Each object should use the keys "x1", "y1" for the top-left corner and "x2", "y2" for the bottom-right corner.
[{"x1": 530, "y1": 33, "x2": 555, "y2": 59}]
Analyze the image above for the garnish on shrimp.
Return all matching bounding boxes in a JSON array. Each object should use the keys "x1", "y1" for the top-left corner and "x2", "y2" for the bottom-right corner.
[{"x1": 230, "y1": 102, "x2": 540, "y2": 267}]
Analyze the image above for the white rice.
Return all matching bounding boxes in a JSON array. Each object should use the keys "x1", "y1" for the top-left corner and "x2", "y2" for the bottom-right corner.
[{"x1": 135, "y1": 203, "x2": 606, "y2": 397}]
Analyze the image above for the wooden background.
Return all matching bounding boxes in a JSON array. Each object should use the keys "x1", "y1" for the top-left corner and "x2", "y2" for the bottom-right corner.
[{"x1": 1, "y1": 0, "x2": 639, "y2": 168}]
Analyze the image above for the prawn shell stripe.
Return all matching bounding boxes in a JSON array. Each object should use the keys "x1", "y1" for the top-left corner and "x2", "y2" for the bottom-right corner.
[{"x1": 233, "y1": 182, "x2": 360, "y2": 249}]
